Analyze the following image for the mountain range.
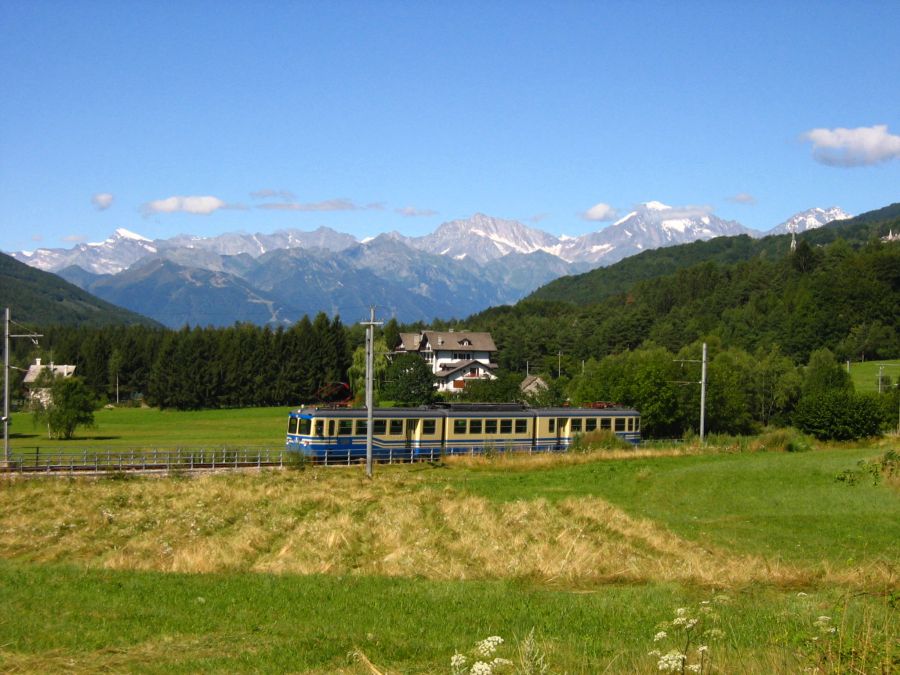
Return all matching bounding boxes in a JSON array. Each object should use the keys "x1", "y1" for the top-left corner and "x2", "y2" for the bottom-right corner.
[{"x1": 8, "y1": 203, "x2": 851, "y2": 327}]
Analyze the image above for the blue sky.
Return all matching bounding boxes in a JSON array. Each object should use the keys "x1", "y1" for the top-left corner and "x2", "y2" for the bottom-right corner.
[{"x1": 2, "y1": 0, "x2": 899, "y2": 253}]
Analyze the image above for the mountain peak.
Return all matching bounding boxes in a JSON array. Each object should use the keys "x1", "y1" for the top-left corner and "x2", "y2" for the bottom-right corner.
[
  {"x1": 642, "y1": 200, "x2": 671, "y2": 211},
  {"x1": 768, "y1": 206, "x2": 852, "y2": 235},
  {"x1": 114, "y1": 227, "x2": 152, "y2": 242}
]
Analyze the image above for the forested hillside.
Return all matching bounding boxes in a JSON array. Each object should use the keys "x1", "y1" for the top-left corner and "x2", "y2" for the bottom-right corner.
[
  {"x1": 463, "y1": 237, "x2": 899, "y2": 373},
  {"x1": 0, "y1": 252, "x2": 158, "y2": 327},
  {"x1": 529, "y1": 203, "x2": 900, "y2": 306}
]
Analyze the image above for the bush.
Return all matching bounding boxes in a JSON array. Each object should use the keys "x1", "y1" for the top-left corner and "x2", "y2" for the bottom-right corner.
[{"x1": 793, "y1": 391, "x2": 883, "y2": 441}]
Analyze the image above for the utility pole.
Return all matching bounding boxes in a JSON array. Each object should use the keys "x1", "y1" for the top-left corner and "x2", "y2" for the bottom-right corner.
[
  {"x1": 360, "y1": 307, "x2": 382, "y2": 478},
  {"x1": 673, "y1": 341, "x2": 707, "y2": 443},
  {"x1": 3, "y1": 308, "x2": 42, "y2": 465}
]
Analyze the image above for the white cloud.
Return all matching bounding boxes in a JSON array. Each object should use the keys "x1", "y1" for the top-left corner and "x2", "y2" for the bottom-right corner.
[
  {"x1": 802, "y1": 124, "x2": 900, "y2": 167},
  {"x1": 63, "y1": 234, "x2": 86, "y2": 243},
  {"x1": 143, "y1": 195, "x2": 228, "y2": 216},
  {"x1": 395, "y1": 206, "x2": 437, "y2": 217},
  {"x1": 582, "y1": 202, "x2": 618, "y2": 221},
  {"x1": 92, "y1": 192, "x2": 114, "y2": 210},
  {"x1": 728, "y1": 192, "x2": 757, "y2": 205}
]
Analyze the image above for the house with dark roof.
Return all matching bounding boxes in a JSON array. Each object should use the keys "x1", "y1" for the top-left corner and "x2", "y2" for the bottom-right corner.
[{"x1": 397, "y1": 330, "x2": 498, "y2": 392}]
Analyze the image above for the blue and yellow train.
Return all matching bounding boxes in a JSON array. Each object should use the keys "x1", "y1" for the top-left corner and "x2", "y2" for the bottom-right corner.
[{"x1": 286, "y1": 403, "x2": 640, "y2": 463}]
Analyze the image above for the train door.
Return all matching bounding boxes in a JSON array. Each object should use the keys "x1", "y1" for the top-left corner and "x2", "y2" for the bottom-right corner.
[
  {"x1": 556, "y1": 417, "x2": 566, "y2": 450},
  {"x1": 406, "y1": 418, "x2": 419, "y2": 459}
]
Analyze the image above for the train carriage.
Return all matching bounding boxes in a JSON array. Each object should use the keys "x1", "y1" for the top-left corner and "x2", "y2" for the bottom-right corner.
[{"x1": 286, "y1": 403, "x2": 640, "y2": 464}]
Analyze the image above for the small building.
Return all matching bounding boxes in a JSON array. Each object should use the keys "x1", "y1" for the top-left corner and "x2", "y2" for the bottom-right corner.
[
  {"x1": 23, "y1": 357, "x2": 76, "y2": 407},
  {"x1": 397, "y1": 330, "x2": 498, "y2": 392},
  {"x1": 520, "y1": 375, "x2": 548, "y2": 397}
]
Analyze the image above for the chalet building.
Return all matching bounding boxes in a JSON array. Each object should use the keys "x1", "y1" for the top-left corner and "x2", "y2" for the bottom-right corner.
[
  {"x1": 397, "y1": 330, "x2": 498, "y2": 392},
  {"x1": 23, "y1": 357, "x2": 76, "y2": 407}
]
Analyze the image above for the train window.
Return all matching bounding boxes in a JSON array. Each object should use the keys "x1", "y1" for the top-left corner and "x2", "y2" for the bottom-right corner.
[
  {"x1": 485, "y1": 419, "x2": 497, "y2": 434},
  {"x1": 328, "y1": 420, "x2": 335, "y2": 436},
  {"x1": 423, "y1": 419, "x2": 436, "y2": 435},
  {"x1": 374, "y1": 420, "x2": 387, "y2": 434},
  {"x1": 454, "y1": 419, "x2": 467, "y2": 434},
  {"x1": 355, "y1": 420, "x2": 367, "y2": 435},
  {"x1": 548, "y1": 418, "x2": 555, "y2": 433},
  {"x1": 288, "y1": 418, "x2": 298, "y2": 435},
  {"x1": 600, "y1": 418, "x2": 611, "y2": 430},
  {"x1": 515, "y1": 419, "x2": 527, "y2": 434},
  {"x1": 500, "y1": 419, "x2": 512, "y2": 434},
  {"x1": 571, "y1": 418, "x2": 582, "y2": 432},
  {"x1": 314, "y1": 420, "x2": 324, "y2": 436},
  {"x1": 338, "y1": 420, "x2": 352, "y2": 435},
  {"x1": 626, "y1": 418, "x2": 633, "y2": 431},
  {"x1": 585, "y1": 418, "x2": 597, "y2": 432},
  {"x1": 469, "y1": 419, "x2": 482, "y2": 434},
  {"x1": 635, "y1": 418, "x2": 640, "y2": 431},
  {"x1": 390, "y1": 419, "x2": 403, "y2": 435},
  {"x1": 299, "y1": 418, "x2": 311, "y2": 434},
  {"x1": 615, "y1": 418, "x2": 625, "y2": 432}
]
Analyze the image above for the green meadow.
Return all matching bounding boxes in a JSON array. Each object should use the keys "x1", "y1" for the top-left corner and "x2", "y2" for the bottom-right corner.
[
  {"x1": 1, "y1": 405, "x2": 897, "y2": 673},
  {"x1": 848, "y1": 358, "x2": 900, "y2": 393}
]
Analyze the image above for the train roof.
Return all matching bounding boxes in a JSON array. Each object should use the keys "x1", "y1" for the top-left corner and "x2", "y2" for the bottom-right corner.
[{"x1": 289, "y1": 403, "x2": 639, "y2": 418}]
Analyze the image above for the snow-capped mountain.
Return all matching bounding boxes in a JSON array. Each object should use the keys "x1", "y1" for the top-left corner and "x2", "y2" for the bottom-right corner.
[
  {"x1": 13, "y1": 228, "x2": 159, "y2": 275},
  {"x1": 9, "y1": 202, "x2": 853, "y2": 325},
  {"x1": 557, "y1": 201, "x2": 755, "y2": 264},
  {"x1": 767, "y1": 207, "x2": 852, "y2": 235},
  {"x1": 10, "y1": 226, "x2": 356, "y2": 275},
  {"x1": 405, "y1": 213, "x2": 562, "y2": 263}
]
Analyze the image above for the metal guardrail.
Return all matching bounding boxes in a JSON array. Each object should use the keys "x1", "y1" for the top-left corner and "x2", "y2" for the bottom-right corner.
[{"x1": 1, "y1": 446, "x2": 288, "y2": 474}]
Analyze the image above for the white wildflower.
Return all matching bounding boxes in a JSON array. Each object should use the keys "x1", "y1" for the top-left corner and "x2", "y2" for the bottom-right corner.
[
  {"x1": 451, "y1": 652, "x2": 467, "y2": 668},
  {"x1": 490, "y1": 657, "x2": 513, "y2": 667},
  {"x1": 697, "y1": 645, "x2": 709, "y2": 655},
  {"x1": 686, "y1": 618, "x2": 699, "y2": 629},
  {"x1": 475, "y1": 636, "x2": 504, "y2": 657},
  {"x1": 657, "y1": 649, "x2": 686, "y2": 672},
  {"x1": 676, "y1": 607, "x2": 688, "y2": 617},
  {"x1": 470, "y1": 661, "x2": 493, "y2": 675},
  {"x1": 704, "y1": 628, "x2": 724, "y2": 639},
  {"x1": 648, "y1": 649, "x2": 661, "y2": 657},
  {"x1": 672, "y1": 617, "x2": 688, "y2": 626},
  {"x1": 653, "y1": 631, "x2": 668, "y2": 642},
  {"x1": 686, "y1": 665, "x2": 701, "y2": 673}
]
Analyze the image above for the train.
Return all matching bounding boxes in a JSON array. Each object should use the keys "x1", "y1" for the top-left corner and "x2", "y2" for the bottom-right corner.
[{"x1": 286, "y1": 403, "x2": 641, "y2": 463}]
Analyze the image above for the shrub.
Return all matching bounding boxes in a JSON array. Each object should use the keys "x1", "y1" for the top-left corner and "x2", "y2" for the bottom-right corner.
[{"x1": 793, "y1": 391, "x2": 883, "y2": 440}]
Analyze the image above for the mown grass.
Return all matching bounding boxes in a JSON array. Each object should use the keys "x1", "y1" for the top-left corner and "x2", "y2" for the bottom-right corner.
[{"x1": 446, "y1": 443, "x2": 900, "y2": 568}]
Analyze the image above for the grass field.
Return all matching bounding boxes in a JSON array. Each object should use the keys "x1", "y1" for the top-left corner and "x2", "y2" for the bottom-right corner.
[
  {"x1": 8, "y1": 405, "x2": 293, "y2": 451},
  {"x1": 849, "y1": 358, "x2": 900, "y2": 393},
  {"x1": 1, "y1": 416, "x2": 898, "y2": 673}
]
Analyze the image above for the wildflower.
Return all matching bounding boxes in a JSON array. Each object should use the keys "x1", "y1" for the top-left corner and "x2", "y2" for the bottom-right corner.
[
  {"x1": 704, "y1": 628, "x2": 724, "y2": 639},
  {"x1": 686, "y1": 618, "x2": 699, "y2": 629},
  {"x1": 451, "y1": 653, "x2": 467, "y2": 668},
  {"x1": 672, "y1": 616, "x2": 688, "y2": 626},
  {"x1": 697, "y1": 645, "x2": 708, "y2": 655},
  {"x1": 686, "y1": 665, "x2": 701, "y2": 673},
  {"x1": 653, "y1": 631, "x2": 668, "y2": 642},
  {"x1": 657, "y1": 649, "x2": 686, "y2": 672},
  {"x1": 490, "y1": 657, "x2": 513, "y2": 667},
  {"x1": 647, "y1": 649, "x2": 661, "y2": 657},
  {"x1": 475, "y1": 636, "x2": 504, "y2": 657},
  {"x1": 676, "y1": 607, "x2": 688, "y2": 617},
  {"x1": 470, "y1": 661, "x2": 493, "y2": 675}
]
